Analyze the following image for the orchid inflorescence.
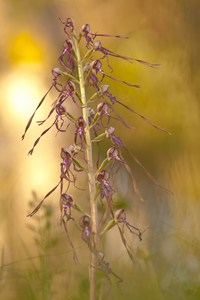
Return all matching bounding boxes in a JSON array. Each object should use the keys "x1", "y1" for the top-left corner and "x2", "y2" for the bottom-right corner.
[{"x1": 22, "y1": 18, "x2": 171, "y2": 283}]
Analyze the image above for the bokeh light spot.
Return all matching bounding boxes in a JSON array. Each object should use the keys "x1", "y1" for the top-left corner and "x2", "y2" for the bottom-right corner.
[{"x1": 8, "y1": 31, "x2": 44, "y2": 64}]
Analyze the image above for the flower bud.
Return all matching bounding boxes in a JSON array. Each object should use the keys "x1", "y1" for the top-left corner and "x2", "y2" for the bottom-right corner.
[
  {"x1": 52, "y1": 67, "x2": 62, "y2": 77},
  {"x1": 96, "y1": 170, "x2": 109, "y2": 182},
  {"x1": 100, "y1": 84, "x2": 109, "y2": 94},
  {"x1": 115, "y1": 208, "x2": 126, "y2": 222},
  {"x1": 61, "y1": 193, "x2": 74, "y2": 208},
  {"x1": 56, "y1": 104, "x2": 66, "y2": 116},
  {"x1": 97, "y1": 102, "x2": 108, "y2": 114},
  {"x1": 65, "y1": 18, "x2": 74, "y2": 29},
  {"x1": 93, "y1": 40, "x2": 102, "y2": 50},
  {"x1": 79, "y1": 215, "x2": 91, "y2": 228},
  {"x1": 91, "y1": 60, "x2": 102, "y2": 73},
  {"x1": 81, "y1": 23, "x2": 90, "y2": 34},
  {"x1": 60, "y1": 147, "x2": 72, "y2": 160},
  {"x1": 105, "y1": 126, "x2": 115, "y2": 137},
  {"x1": 107, "y1": 147, "x2": 120, "y2": 161},
  {"x1": 64, "y1": 39, "x2": 73, "y2": 50},
  {"x1": 67, "y1": 80, "x2": 76, "y2": 92}
]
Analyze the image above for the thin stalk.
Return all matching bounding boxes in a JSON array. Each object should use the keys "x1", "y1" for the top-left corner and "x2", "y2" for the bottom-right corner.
[{"x1": 73, "y1": 37, "x2": 98, "y2": 300}]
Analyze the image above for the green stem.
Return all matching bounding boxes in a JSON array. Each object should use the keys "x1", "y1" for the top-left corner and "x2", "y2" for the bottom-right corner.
[{"x1": 73, "y1": 37, "x2": 98, "y2": 300}]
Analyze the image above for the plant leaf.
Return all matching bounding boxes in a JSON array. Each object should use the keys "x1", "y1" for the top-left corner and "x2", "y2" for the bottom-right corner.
[
  {"x1": 101, "y1": 219, "x2": 116, "y2": 235},
  {"x1": 61, "y1": 71, "x2": 79, "y2": 83},
  {"x1": 96, "y1": 158, "x2": 110, "y2": 174},
  {"x1": 92, "y1": 132, "x2": 106, "y2": 142},
  {"x1": 72, "y1": 157, "x2": 86, "y2": 171}
]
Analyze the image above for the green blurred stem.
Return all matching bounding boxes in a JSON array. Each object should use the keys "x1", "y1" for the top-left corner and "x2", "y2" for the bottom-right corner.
[{"x1": 74, "y1": 37, "x2": 98, "y2": 300}]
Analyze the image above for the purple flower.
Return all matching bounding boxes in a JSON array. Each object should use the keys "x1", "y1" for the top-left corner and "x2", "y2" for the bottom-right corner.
[
  {"x1": 115, "y1": 209, "x2": 144, "y2": 241},
  {"x1": 107, "y1": 147, "x2": 123, "y2": 162},
  {"x1": 58, "y1": 39, "x2": 76, "y2": 71},
  {"x1": 81, "y1": 24, "x2": 94, "y2": 47},
  {"x1": 96, "y1": 102, "x2": 111, "y2": 127},
  {"x1": 105, "y1": 127, "x2": 123, "y2": 147},
  {"x1": 84, "y1": 60, "x2": 140, "y2": 88},
  {"x1": 74, "y1": 116, "x2": 86, "y2": 147},
  {"x1": 81, "y1": 23, "x2": 128, "y2": 48},
  {"x1": 60, "y1": 145, "x2": 83, "y2": 192},
  {"x1": 100, "y1": 85, "x2": 171, "y2": 134},
  {"x1": 61, "y1": 17, "x2": 74, "y2": 34},
  {"x1": 79, "y1": 215, "x2": 92, "y2": 244},
  {"x1": 93, "y1": 40, "x2": 159, "y2": 68},
  {"x1": 96, "y1": 170, "x2": 114, "y2": 202},
  {"x1": 61, "y1": 193, "x2": 74, "y2": 220}
]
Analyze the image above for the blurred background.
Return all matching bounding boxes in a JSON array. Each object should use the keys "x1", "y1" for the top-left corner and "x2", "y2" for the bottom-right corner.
[{"x1": 0, "y1": 0, "x2": 200, "y2": 299}]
